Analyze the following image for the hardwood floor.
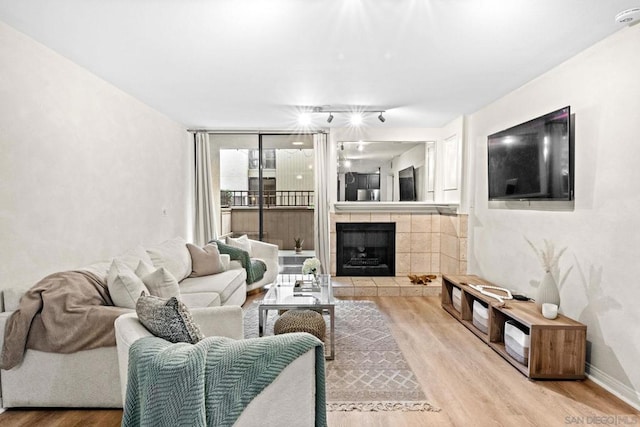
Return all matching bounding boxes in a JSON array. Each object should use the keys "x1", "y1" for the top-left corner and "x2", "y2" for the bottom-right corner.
[
  {"x1": 0, "y1": 408, "x2": 121, "y2": 427},
  {"x1": 0, "y1": 296, "x2": 636, "y2": 426}
]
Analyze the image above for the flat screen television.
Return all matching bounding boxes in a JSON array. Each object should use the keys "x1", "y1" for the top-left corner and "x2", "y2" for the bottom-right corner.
[
  {"x1": 487, "y1": 106, "x2": 573, "y2": 201},
  {"x1": 398, "y1": 166, "x2": 416, "y2": 201}
]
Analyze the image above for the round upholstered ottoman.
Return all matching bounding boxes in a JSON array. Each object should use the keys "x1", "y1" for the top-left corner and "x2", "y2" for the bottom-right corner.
[{"x1": 274, "y1": 309, "x2": 326, "y2": 341}]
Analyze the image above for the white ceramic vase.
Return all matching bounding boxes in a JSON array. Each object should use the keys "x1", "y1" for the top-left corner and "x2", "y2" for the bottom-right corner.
[{"x1": 536, "y1": 271, "x2": 560, "y2": 308}]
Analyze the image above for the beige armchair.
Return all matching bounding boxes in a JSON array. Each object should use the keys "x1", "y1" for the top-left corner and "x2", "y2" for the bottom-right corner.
[
  {"x1": 220, "y1": 238, "x2": 279, "y2": 293},
  {"x1": 246, "y1": 239, "x2": 279, "y2": 293}
]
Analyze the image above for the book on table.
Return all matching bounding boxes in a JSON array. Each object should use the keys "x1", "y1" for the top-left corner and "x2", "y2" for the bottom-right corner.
[{"x1": 294, "y1": 280, "x2": 321, "y2": 293}]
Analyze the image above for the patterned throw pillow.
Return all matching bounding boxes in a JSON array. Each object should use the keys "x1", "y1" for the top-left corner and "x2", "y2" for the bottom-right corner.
[{"x1": 135, "y1": 294, "x2": 204, "y2": 344}]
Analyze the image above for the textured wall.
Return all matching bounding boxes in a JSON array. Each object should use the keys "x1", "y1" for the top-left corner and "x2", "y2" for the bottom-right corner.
[
  {"x1": 0, "y1": 21, "x2": 192, "y2": 291},
  {"x1": 467, "y1": 25, "x2": 640, "y2": 407}
]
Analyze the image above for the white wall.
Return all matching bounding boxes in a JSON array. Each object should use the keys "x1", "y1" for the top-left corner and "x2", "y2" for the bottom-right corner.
[
  {"x1": 0, "y1": 21, "x2": 192, "y2": 291},
  {"x1": 467, "y1": 25, "x2": 640, "y2": 407}
]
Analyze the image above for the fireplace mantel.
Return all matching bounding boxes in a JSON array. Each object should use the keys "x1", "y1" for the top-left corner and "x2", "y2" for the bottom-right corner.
[
  {"x1": 333, "y1": 202, "x2": 458, "y2": 214},
  {"x1": 329, "y1": 210, "x2": 468, "y2": 278}
]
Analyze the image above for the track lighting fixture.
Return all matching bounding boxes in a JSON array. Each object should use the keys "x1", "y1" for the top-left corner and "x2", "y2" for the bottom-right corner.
[{"x1": 306, "y1": 106, "x2": 387, "y2": 125}]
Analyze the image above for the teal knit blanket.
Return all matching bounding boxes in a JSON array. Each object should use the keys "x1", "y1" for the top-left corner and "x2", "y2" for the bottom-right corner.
[
  {"x1": 214, "y1": 241, "x2": 267, "y2": 285},
  {"x1": 123, "y1": 333, "x2": 326, "y2": 427}
]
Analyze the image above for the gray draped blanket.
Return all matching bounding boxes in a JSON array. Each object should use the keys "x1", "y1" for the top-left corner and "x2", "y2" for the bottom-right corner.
[{"x1": 123, "y1": 332, "x2": 327, "y2": 427}]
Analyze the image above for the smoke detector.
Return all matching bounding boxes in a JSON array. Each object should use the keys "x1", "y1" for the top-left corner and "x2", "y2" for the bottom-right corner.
[{"x1": 615, "y1": 8, "x2": 640, "y2": 25}]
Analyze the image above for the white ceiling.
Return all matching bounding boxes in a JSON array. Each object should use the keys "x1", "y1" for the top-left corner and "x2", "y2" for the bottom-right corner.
[{"x1": 0, "y1": 0, "x2": 637, "y2": 130}]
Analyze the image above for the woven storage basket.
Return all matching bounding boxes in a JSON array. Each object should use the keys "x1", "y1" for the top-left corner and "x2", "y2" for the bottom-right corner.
[{"x1": 274, "y1": 309, "x2": 326, "y2": 341}]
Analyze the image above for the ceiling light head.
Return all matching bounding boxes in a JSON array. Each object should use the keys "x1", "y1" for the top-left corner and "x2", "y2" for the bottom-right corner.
[
  {"x1": 350, "y1": 113, "x2": 363, "y2": 126},
  {"x1": 378, "y1": 112, "x2": 386, "y2": 123},
  {"x1": 615, "y1": 8, "x2": 640, "y2": 24},
  {"x1": 327, "y1": 112, "x2": 334, "y2": 123},
  {"x1": 298, "y1": 113, "x2": 311, "y2": 126}
]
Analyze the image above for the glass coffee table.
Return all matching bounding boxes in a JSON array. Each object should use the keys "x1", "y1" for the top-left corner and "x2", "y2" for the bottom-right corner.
[{"x1": 258, "y1": 275, "x2": 335, "y2": 360}]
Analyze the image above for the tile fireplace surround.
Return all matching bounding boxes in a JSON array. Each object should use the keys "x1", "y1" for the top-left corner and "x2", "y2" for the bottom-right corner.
[{"x1": 329, "y1": 212, "x2": 468, "y2": 280}]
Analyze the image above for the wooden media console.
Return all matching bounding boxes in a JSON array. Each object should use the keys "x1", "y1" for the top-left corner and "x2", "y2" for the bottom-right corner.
[{"x1": 442, "y1": 274, "x2": 586, "y2": 380}]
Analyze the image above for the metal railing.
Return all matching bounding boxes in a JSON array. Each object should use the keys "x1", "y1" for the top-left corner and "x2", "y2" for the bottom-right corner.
[{"x1": 221, "y1": 190, "x2": 314, "y2": 207}]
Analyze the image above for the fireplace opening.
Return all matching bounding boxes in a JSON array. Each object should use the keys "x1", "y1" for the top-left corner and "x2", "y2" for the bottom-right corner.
[{"x1": 336, "y1": 222, "x2": 395, "y2": 276}]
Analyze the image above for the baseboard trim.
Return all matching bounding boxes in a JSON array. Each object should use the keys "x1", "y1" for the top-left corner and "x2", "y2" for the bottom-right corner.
[{"x1": 586, "y1": 363, "x2": 640, "y2": 411}]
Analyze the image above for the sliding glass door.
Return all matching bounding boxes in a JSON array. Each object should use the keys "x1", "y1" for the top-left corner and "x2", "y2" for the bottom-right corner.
[
  {"x1": 215, "y1": 134, "x2": 259, "y2": 238},
  {"x1": 216, "y1": 133, "x2": 315, "y2": 250},
  {"x1": 260, "y1": 134, "x2": 315, "y2": 250}
]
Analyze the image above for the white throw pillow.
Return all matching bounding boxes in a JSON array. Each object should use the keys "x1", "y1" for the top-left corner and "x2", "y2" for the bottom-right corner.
[
  {"x1": 141, "y1": 267, "x2": 181, "y2": 299},
  {"x1": 226, "y1": 235, "x2": 252, "y2": 256},
  {"x1": 146, "y1": 237, "x2": 192, "y2": 282},
  {"x1": 134, "y1": 260, "x2": 156, "y2": 278},
  {"x1": 107, "y1": 259, "x2": 150, "y2": 309}
]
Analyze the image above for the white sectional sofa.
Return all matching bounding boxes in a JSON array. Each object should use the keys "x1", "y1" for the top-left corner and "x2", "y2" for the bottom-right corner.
[
  {"x1": 0, "y1": 237, "x2": 279, "y2": 408},
  {"x1": 115, "y1": 306, "x2": 319, "y2": 426}
]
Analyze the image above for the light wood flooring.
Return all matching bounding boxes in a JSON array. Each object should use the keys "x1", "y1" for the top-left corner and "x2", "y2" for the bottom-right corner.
[{"x1": 0, "y1": 295, "x2": 636, "y2": 426}]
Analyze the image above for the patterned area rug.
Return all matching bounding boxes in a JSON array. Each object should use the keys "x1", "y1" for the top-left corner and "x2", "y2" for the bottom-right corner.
[{"x1": 243, "y1": 300, "x2": 439, "y2": 412}]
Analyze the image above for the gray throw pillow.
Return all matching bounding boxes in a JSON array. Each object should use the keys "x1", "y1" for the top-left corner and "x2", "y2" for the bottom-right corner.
[{"x1": 136, "y1": 294, "x2": 204, "y2": 344}]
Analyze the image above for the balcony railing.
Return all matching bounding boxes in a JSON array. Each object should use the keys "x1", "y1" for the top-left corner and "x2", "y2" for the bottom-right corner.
[{"x1": 222, "y1": 190, "x2": 314, "y2": 207}]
